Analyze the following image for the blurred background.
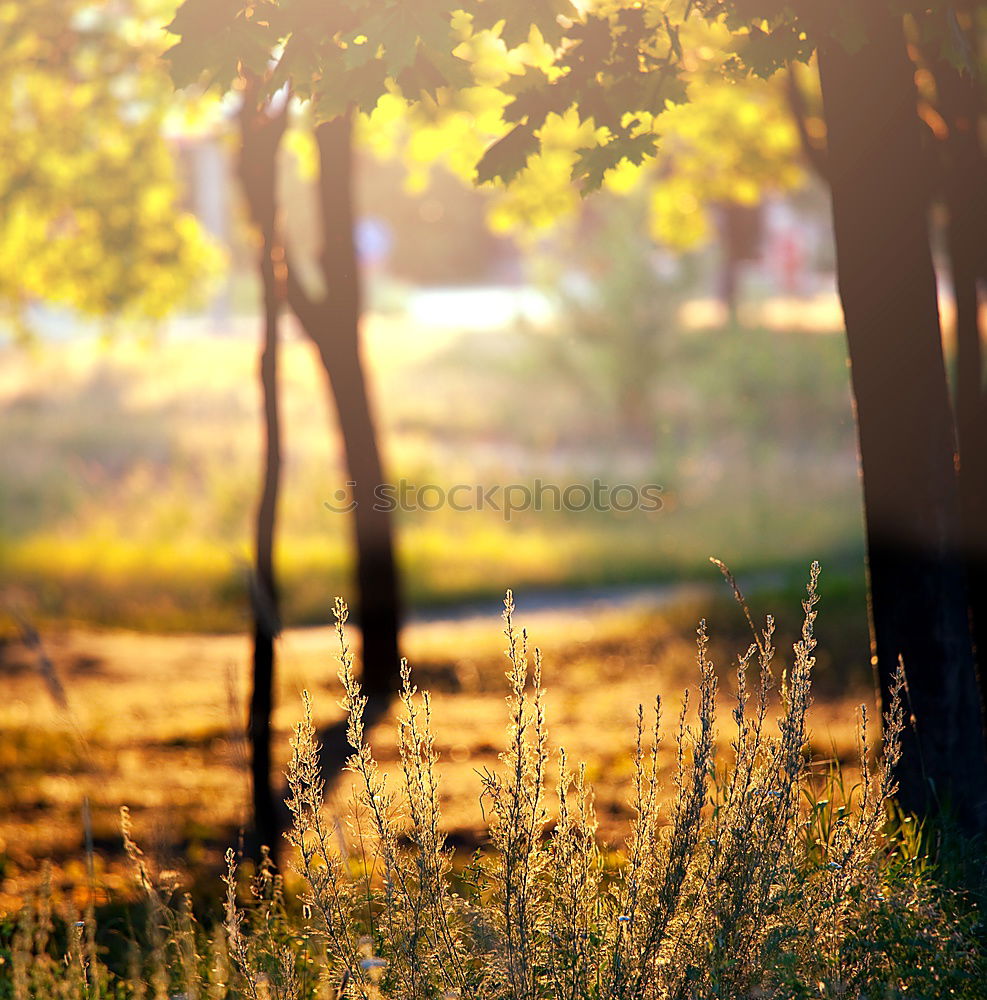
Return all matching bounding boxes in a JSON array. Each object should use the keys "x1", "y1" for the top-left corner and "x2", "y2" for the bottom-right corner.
[
  {"x1": 0, "y1": 5, "x2": 887, "y2": 909},
  {"x1": 1, "y1": 93, "x2": 859, "y2": 629}
]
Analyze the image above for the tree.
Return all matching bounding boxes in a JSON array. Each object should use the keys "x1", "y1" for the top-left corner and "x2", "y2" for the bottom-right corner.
[
  {"x1": 285, "y1": 113, "x2": 403, "y2": 705},
  {"x1": 0, "y1": 0, "x2": 217, "y2": 335},
  {"x1": 236, "y1": 77, "x2": 288, "y2": 857},
  {"x1": 237, "y1": 86, "x2": 405, "y2": 856},
  {"x1": 815, "y1": 13, "x2": 985, "y2": 827},
  {"x1": 925, "y1": 13, "x2": 987, "y2": 736},
  {"x1": 163, "y1": 1, "x2": 470, "y2": 710},
  {"x1": 162, "y1": 0, "x2": 468, "y2": 845},
  {"x1": 467, "y1": 0, "x2": 987, "y2": 828},
  {"x1": 160, "y1": 0, "x2": 987, "y2": 829}
]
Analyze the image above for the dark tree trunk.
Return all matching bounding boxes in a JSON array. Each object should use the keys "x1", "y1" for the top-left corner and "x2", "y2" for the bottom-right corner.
[
  {"x1": 238, "y1": 88, "x2": 287, "y2": 857},
  {"x1": 286, "y1": 112, "x2": 402, "y2": 703},
  {"x1": 933, "y1": 50, "x2": 987, "y2": 733},
  {"x1": 818, "y1": 19, "x2": 987, "y2": 829},
  {"x1": 717, "y1": 202, "x2": 759, "y2": 326}
]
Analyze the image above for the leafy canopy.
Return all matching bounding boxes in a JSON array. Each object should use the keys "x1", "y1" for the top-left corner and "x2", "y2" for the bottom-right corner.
[
  {"x1": 162, "y1": 0, "x2": 811, "y2": 256},
  {"x1": 470, "y1": 0, "x2": 969, "y2": 191},
  {"x1": 163, "y1": 0, "x2": 971, "y2": 200},
  {"x1": 359, "y1": 12, "x2": 801, "y2": 249},
  {"x1": 165, "y1": 0, "x2": 485, "y2": 114},
  {"x1": 0, "y1": 0, "x2": 220, "y2": 335}
]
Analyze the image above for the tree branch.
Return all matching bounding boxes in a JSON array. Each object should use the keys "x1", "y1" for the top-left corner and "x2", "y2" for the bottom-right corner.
[
  {"x1": 784, "y1": 68, "x2": 829, "y2": 181},
  {"x1": 284, "y1": 253, "x2": 323, "y2": 333}
]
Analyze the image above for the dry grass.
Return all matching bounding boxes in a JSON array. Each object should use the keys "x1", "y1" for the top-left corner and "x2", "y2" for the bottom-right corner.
[
  {"x1": 0, "y1": 585, "x2": 871, "y2": 917},
  {"x1": 5, "y1": 575, "x2": 984, "y2": 998}
]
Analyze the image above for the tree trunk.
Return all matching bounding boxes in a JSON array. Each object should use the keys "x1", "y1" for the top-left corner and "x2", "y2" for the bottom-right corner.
[
  {"x1": 818, "y1": 19, "x2": 987, "y2": 829},
  {"x1": 238, "y1": 89, "x2": 287, "y2": 857},
  {"x1": 717, "y1": 202, "x2": 759, "y2": 326},
  {"x1": 934, "y1": 50, "x2": 987, "y2": 735},
  {"x1": 249, "y1": 266, "x2": 281, "y2": 856},
  {"x1": 286, "y1": 112, "x2": 402, "y2": 702}
]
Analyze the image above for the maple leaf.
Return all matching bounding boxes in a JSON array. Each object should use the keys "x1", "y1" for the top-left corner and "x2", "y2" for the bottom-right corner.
[
  {"x1": 740, "y1": 22, "x2": 811, "y2": 78},
  {"x1": 312, "y1": 54, "x2": 388, "y2": 120},
  {"x1": 472, "y1": 0, "x2": 577, "y2": 49},
  {"x1": 476, "y1": 122, "x2": 540, "y2": 184},
  {"x1": 571, "y1": 133, "x2": 656, "y2": 192},
  {"x1": 164, "y1": 0, "x2": 275, "y2": 91},
  {"x1": 164, "y1": 0, "x2": 243, "y2": 40},
  {"x1": 357, "y1": 1, "x2": 453, "y2": 77},
  {"x1": 502, "y1": 68, "x2": 568, "y2": 129},
  {"x1": 397, "y1": 49, "x2": 460, "y2": 103},
  {"x1": 270, "y1": 31, "x2": 322, "y2": 93}
]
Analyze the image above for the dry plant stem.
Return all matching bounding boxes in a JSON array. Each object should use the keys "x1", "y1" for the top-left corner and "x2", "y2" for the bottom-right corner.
[
  {"x1": 396, "y1": 658, "x2": 469, "y2": 995},
  {"x1": 626, "y1": 619, "x2": 717, "y2": 999},
  {"x1": 477, "y1": 592, "x2": 541, "y2": 997},
  {"x1": 284, "y1": 668, "x2": 371, "y2": 997}
]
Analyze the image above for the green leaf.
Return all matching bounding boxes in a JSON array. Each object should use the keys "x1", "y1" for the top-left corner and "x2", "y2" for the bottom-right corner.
[
  {"x1": 164, "y1": 0, "x2": 275, "y2": 91},
  {"x1": 739, "y1": 23, "x2": 811, "y2": 78},
  {"x1": 472, "y1": 0, "x2": 577, "y2": 49},
  {"x1": 163, "y1": 38, "x2": 208, "y2": 89},
  {"x1": 270, "y1": 32, "x2": 321, "y2": 93},
  {"x1": 564, "y1": 14, "x2": 614, "y2": 78},
  {"x1": 502, "y1": 68, "x2": 566, "y2": 129},
  {"x1": 164, "y1": 0, "x2": 243, "y2": 40},
  {"x1": 476, "y1": 123, "x2": 540, "y2": 184},
  {"x1": 396, "y1": 49, "x2": 457, "y2": 103},
  {"x1": 356, "y1": 1, "x2": 453, "y2": 77},
  {"x1": 571, "y1": 133, "x2": 656, "y2": 192},
  {"x1": 312, "y1": 54, "x2": 388, "y2": 119}
]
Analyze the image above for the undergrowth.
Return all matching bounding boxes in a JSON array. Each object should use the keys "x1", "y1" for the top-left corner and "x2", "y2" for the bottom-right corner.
[{"x1": 5, "y1": 565, "x2": 985, "y2": 998}]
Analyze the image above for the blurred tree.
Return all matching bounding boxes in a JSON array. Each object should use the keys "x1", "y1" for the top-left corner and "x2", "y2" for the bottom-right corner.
[
  {"x1": 236, "y1": 75, "x2": 287, "y2": 859},
  {"x1": 0, "y1": 0, "x2": 218, "y2": 336},
  {"x1": 523, "y1": 191, "x2": 693, "y2": 447},
  {"x1": 161, "y1": 0, "x2": 478, "y2": 844}
]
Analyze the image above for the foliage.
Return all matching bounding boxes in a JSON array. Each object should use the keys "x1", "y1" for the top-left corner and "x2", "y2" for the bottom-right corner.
[
  {"x1": 480, "y1": 0, "x2": 967, "y2": 187},
  {"x1": 160, "y1": 0, "x2": 972, "y2": 253},
  {"x1": 6, "y1": 574, "x2": 987, "y2": 997},
  {"x1": 361, "y1": 17, "x2": 803, "y2": 251},
  {"x1": 0, "y1": 0, "x2": 220, "y2": 336},
  {"x1": 164, "y1": 0, "x2": 803, "y2": 250},
  {"x1": 164, "y1": 0, "x2": 476, "y2": 109}
]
